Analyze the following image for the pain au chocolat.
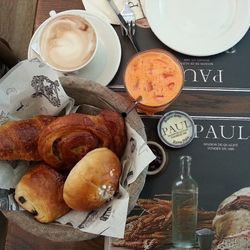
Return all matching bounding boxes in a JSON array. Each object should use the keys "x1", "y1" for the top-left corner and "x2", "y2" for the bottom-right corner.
[
  {"x1": 63, "y1": 147, "x2": 121, "y2": 211},
  {"x1": 38, "y1": 110, "x2": 126, "y2": 169},
  {"x1": 14, "y1": 163, "x2": 70, "y2": 223},
  {"x1": 0, "y1": 115, "x2": 56, "y2": 161}
]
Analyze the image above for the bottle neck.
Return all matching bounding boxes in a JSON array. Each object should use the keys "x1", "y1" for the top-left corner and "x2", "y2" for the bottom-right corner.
[{"x1": 180, "y1": 155, "x2": 192, "y2": 178}]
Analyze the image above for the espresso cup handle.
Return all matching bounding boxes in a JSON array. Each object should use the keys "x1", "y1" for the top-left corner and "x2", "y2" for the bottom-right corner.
[{"x1": 49, "y1": 10, "x2": 57, "y2": 17}]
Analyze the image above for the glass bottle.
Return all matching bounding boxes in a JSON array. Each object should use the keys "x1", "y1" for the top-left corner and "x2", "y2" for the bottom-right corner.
[{"x1": 171, "y1": 155, "x2": 198, "y2": 248}]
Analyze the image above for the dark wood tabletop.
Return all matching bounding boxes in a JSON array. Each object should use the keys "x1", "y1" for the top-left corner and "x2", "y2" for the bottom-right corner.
[
  {"x1": 34, "y1": 0, "x2": 84, "y2": 30},
  {"x1": 0, "y1": 0, "x2": 249, "y2": 249}
]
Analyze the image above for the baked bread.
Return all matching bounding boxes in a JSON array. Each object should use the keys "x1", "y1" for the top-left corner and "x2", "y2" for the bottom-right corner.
[
  {"x1": 213, "y1": 231, "x2": 250, "y2": 250},
  {"x1": 0, "y1": 115, "x2": 56, "y2": 161},
  {"x1": 38, "y1": 110, "x2": 126, "y2": 169},
  {"x1": 63, "y1": 147, "x2": 121, "y2": 211},
  {"x1": 213, "y1": 187, "x2": 250, "y2": 249},
  {"x1": 98, "y1": 110, "x2": 127, "y2": 157},
  {"x1": 14, "y1": 163, "x2": 70, "y2": 223}
]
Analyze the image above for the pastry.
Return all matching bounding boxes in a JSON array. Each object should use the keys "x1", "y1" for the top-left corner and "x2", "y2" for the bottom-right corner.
[
  {"x1": 98, "y1": 110, "x2": 127, "y2": 158},
  {"x1": 38, "y1": 110, "x2": 126, "y2": 169},
  {"x1": 63, "y1": 147, "x2": 121, "y2": 211},
  {"x1": 14, "y1": 163, "x2": 70, "y2": 223},
  {"x1": 0, "y1": 115, "x2": 55, "y2": 161}
]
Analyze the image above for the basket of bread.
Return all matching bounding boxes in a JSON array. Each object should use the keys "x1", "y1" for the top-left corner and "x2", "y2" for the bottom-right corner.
[{"x1": 0, "y1": 60, "x2": 154, "y2": 241}]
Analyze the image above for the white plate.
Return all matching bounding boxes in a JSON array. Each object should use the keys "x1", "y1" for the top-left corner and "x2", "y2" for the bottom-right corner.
[
  {"x1": 28, "y1": 10, "x2": 121, "y2": 86},
  {"x1": 145, "y1": 0, "x2": 250, "y2": 56}
]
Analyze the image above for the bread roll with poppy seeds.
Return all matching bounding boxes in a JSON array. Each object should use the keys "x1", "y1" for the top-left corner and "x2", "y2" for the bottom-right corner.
[{"x1": 63, "y1": 147, "x2": 121, "y2": 211}]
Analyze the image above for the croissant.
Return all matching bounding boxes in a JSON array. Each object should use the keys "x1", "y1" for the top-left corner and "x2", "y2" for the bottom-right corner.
[
  {"x1": 38, "y1": 110, "x2": 126, "y2": 169},
  {"x1": 0, "y1": 115, "x2": 56, "y2": 161}
]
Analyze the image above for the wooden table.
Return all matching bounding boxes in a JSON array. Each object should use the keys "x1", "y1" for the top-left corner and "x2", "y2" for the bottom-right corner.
[
  {"x1": 1, "y1": 0, "x2": 249, "y2": 249},
  {"x1": 0, "y1": 0, "x2": 37, "y2": 59},
  {"x1": 34, "y1": 0, "x2": 84, "y2": 30}
]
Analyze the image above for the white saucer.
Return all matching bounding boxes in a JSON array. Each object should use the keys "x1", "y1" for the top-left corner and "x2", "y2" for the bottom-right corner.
[
  {"x1": 145, "y1": 0, "x2": 250, "y2": 56},
  {"x1": 28, "y1": 10, "x2": 121, "y2": 86}
]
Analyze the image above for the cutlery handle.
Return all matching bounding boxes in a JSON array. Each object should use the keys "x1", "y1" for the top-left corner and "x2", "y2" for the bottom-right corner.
[
  {"x1": 107, "y1": 0, "x2": 128, "y2": 34},
  {"x1": 127, "y1": 29, "x2": 140, "y2": 53},
  {"x1": 116, "y1": 13, "x2": 128, "y2": 32}
]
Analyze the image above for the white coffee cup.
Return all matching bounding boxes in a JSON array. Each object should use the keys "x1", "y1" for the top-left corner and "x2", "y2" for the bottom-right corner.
[{"x1": 38, "y1": 11, "x2": 98, "y2": 72}]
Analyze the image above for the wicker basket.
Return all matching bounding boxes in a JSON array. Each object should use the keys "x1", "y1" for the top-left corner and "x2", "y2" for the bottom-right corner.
[{"x1": 3, "y1": 76, "x2": 148, "y2": 242}]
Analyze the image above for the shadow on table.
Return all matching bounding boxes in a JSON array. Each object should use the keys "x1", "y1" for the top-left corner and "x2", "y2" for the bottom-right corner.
[{"x1": 0, "y1": 211, "x2": 8, "y2": 250}]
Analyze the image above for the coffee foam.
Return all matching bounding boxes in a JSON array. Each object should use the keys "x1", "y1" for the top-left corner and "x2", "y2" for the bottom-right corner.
[{"x1": 40, "y1": 15, "x2": 97, "y2": 71}]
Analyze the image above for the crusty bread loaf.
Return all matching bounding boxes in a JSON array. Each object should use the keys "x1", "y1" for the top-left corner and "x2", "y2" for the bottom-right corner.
[
  {"x1": 63, "y1": 147, "x2": 121, "y2": 211},
  {"x1": 14, "y1": 163, "x2": 70, "y2": 223},
  {"x1": 213, "y1": 188, "x2": 250, "y2": 249}
]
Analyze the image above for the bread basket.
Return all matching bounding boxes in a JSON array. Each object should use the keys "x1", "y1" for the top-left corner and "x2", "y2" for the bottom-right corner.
[{"x1": 2, "y1": 76, "x2": 148, "y2": 241}]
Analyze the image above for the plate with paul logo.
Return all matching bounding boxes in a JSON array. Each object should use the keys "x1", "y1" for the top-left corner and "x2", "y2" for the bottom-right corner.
[
  {"x1": 145, "y1": 0, "x2": 250, "y2": 56},
  {"x1": 28, "y1": 10, "x2": 121, "y2": 86}
]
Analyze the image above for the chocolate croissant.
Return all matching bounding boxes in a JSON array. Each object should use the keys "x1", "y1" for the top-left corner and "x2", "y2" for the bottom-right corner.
[
  {"x1": 38, "y1": 110, "x2": 127, "y2": 169},
  {"x1": 14, "y1": 163, "x2": 70, "y2": 223},
  {"x1": 0, "y1": 115, "x2": 56, "y2": 161}
]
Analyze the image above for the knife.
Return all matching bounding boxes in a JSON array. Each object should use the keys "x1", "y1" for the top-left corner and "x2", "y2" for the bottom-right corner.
[
  {"x1": 106, "y1": 0, "x2": 128, "y2": 35},
  {"x1": 127, "y1": 31, "x2": 140, "y2": 52}
]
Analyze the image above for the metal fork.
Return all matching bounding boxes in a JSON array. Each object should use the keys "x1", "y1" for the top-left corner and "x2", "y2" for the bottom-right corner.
[
  {"x1": 106, "y1": 0, "x2": 128, "y2": 36},
  {"x1": 121, "y1": 0, "x2": 136, "y2": 36},
  {"x1": 107, "y1": 0, "x2": 140, "y2": 52},
  {"x1": 120, "y1": 0, "x2": 140, "y2": 52}
]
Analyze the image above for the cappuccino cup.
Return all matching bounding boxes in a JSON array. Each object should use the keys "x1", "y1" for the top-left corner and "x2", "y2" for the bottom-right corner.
[{"x1": 39, "y1": 13, "x2": 98, "y2": 72}]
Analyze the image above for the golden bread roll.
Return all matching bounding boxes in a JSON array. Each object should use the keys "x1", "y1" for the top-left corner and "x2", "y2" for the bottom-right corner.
[
  {"x1": 38, "y1": 110, "x2": 126, "y2": 169},
  {"x1": 14, "y1": 163, "x2": 70, "y2": 223},
  {"x1": 63, "y1": 147, "x2": 121, "y2": 211},
  {"x1": 0, "y1": 115, "x2": 56, "y2": 161}
]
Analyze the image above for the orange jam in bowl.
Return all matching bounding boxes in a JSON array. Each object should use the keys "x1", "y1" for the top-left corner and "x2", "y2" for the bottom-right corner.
[{"x1": 124, "y1": 49, "x2": 184, "y2": 114}]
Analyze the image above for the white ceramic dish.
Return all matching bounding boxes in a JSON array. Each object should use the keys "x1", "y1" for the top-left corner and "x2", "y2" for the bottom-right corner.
[
  {"x1": 28, "y1": 10, "x2": 121, "y2": 86},
  {"x1": 145, "y1": 0, "x2": 250, "y2": 56}
]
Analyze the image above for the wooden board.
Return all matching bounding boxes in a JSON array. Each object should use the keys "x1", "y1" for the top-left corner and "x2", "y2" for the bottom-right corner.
[
  {"x1": 34, "y1": 0, "x2": 84, "y2": 30},
  {"x1": 0, "y1": 0, "x2": 38, "y2": 59}
]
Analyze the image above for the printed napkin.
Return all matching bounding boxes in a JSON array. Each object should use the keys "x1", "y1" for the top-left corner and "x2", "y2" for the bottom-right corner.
[{"x1": 82, "y1": 0, "x2": 146, "y2": 25}]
